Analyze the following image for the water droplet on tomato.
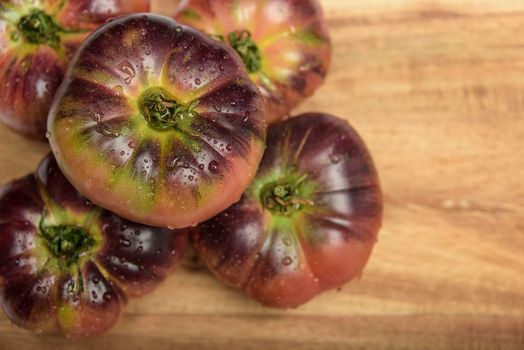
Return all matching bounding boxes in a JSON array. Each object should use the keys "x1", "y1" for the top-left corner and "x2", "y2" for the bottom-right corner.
[
  {"x1": 282, "y1": 256, "x2": 293, "y2": 265},
  {"x1": 120, "y1": 151, "x2": 126, "y2": 156},
  {"x1": 219, "y1": 65, "x2": 225, "y2": 71},
  {"x1": 198, "y1": 163, "x2": 205, "y2": 170},
  {"x1": 208, "y1": 160, "x2": 220, "y2": 174},
  {"x1": 113, "y1": 85, "x2": 124, "y2": 96},
  {"x1": 91, "y1": 291, "x2": 98, "y2": 299},
  {"x1": 93, "y1": 277, "x2": 100, "y2": 284},
  {"x1": 118, "y1": 60, "x2": 136, "y2": 84},
  {"x1": 175, "y1": 26, "x2": 182, "y2": 33},
  {"x1": 119, "y1": 238, "x2": 131, "y2": 247},
  {"x1": 103, "y1": 292, "x2": 113, "y2": 302},
  {"x1": 282, "y1": 237, "x2": 292, "y2": 246},
  {"x1": 128, "y1": 140, "x2": 137, "y2": 148},
  {"x1": 155, "y1": 249, "x2": 162, "y2": 255},
  {"x1": 195, "y1": 78, "x2": 201, "y2": 85},
  {"x1": 330, "y1": 154, "x2": 341, "y2": 164},
  {"x1": 45, "y1": 131, "x2": 51, "y2": 139},
  {"x1": 188, "y1": 175, "x2": 195, "y2": 181}
]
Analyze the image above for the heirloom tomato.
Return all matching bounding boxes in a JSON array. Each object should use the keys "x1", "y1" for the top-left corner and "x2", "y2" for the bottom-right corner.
[
  {"x1": 0, "y1": 0, "x2": 150, "y2": 139},
  {"x1": 0, "y1": 153, "x2": 188, "y2": 336},
  {"x1": 192, "y1": 113, "x2": 382, "y2": 308},
  {"x1": 48, "y1": 14, "x2": 266, "y2": 228},
  {"x1": 174, "y1": 0, "x2": 331, "y2": 123}
]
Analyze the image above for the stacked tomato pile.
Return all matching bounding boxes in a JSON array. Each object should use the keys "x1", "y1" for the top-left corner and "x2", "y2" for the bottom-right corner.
[{"x1": 0, "y1": 0, "x2": 383, "y2": 337}]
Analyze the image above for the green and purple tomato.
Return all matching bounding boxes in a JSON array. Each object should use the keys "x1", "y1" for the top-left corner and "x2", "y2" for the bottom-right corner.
[
  {"x1": 0, "y1": 0, "x2": 150, "y2": 140},
  {"x1": 48, "y1": 14, "x2": 266, "y2": 228},
  {"x1": 0, "y1": 153, "x2": 188, "y2": 337},
  {"x1": 191, "y1": 113, "x2": 382, "y2": 308},
  {"x1": 174, "y1": 0, "x2": 331, "y2": 124}
]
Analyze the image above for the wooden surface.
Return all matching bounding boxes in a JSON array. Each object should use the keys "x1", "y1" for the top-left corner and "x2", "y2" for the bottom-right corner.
[{"x1": 1, "y1": 0, "x2": 524, "y2": 348}]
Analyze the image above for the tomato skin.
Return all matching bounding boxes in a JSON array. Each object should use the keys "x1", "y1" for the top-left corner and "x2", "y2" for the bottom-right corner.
[
  {"x1": 174, "y1": 0, "x2": 331, "y2": 124},
  {"x1": 48, "y1": 14, "x2": 266, "y2": 229},
  {"x1": 0, "y1": 153, "x2": 188, "y2": 337},
  {"x1": 0, "y1": 0, "x2": 150, "y2": 139},
  {"x1": 192, "y1": 113, "x2": 382, "y2": 308}
]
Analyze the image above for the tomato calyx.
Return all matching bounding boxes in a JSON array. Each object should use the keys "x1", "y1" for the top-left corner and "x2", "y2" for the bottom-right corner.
[
  {"x1": 260, "y1": 173, "x2": 314, "y2": 216},
  {"x1": 39, "y1": 213, "x2": 95, "y2": 267},
  {"x1": 214, "y1": 30, "x2": 262, "y2": 73},
  {"x1": 138, "y1": 87, "x2": 199, "y2": 132},
  {"x1": 14, "y1": 9, "x2": 63, "y2": 48}
]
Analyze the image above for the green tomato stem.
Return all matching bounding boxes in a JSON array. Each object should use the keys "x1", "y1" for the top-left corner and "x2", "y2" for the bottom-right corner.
[
  {"x1": 221, "y1": 30, "x2": 262, "y2": 74},
  {"x1": 260, "y1": 174, "x2": 314, "y2": 216},
  {"x1": 16, "y1": 9, "x2": 62, "y2": 48},
  {"x1": 39, "y1": 213, "x2": 95, "y2": 267},
  {"x1": 138, "y1": 87, "x2": 199, "y2": 132}
]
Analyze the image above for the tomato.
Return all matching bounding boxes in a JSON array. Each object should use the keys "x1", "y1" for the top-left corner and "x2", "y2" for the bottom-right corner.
[
  {"x1": 174, "y1": 0, "x2": 331, "y2": 124},
  {"x1": 191, "y1": 113, "x2": 383, "y2": 308},
  {"x1": 0, "y1": 153, "x2": 188, "y2": 336},
  {"x1": 47, "y1": 14, "x2": 266, "y2": 228},
  {"x1": 0, "y1": 0, "x2": 150, "y2": 139}
]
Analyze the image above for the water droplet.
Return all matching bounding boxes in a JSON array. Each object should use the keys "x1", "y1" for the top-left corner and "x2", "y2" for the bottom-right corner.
[
  {"x1": 213, "y1": 105, "x2": 222, "y2": 113},
  {"x1": 175, "y1": 26, "x2": 182, "y2": 33},
  {"x1": 195, "y1": 78, "x2": 201, "y2": 85},
  {"x1": 119, "y1": 239, "x2": 131, "y2": 247},
  {"x1": 103, "y1": 292, "x2": 113, "y2": 302},
  {"x1": 188, "y1": 175, "x2": 194, "y2": 181},
  {"x1": 112, "y1": 85, "x2": 124, "y2": 96},
  {"x1": 208, "y1": 160, "x2": 220, "y2": 174},
  {"x1": 226, "y1": 144, "x2": 233, "y2": 151},
  {"x1": 198, "y1": 66, "x2": 205, "y2": 72},
  {"x1": 93, "y1": 277, "x2": 100, "y2": 284},
  {"x1": 128, "y1": 140, "x2": 137, "y2": 148},
  {"x1": 45, "y1": 131, "x2": 51, "y2": 139},
  {"x1": 134, "y1": 230, "x2": 141, "y2": 236},
  {"x1": 282, "y1": 256, "x2": 293, "y2": 266},
  {"x1": 283, "y1": 237, "x2": 292, "y2": 246},
  {"x1": 198, "y1": 164, "x2": 205, "y2": 170},
  {"x1": 136, "y1": 246, "x2": 143, "y2": 253},
  {"x1": 120, "y1": 151, "x2": 126, "y2": 156},
  {"x1": 183, "y1": 162, "x2": 190, "y2": 169},
  {"x1": 155, "y1": 249, "x2": 162, "y2": 255},
  {"x1": 330, "y1": 154, "x2": 341, "y2": 164},
  {"x1": 230, "y1": 101, "x2": 237, "y2": 107},
  {"x1": 219, "y1": 65, "x2": 225, "y2": 71},
  {"x1": 91, "y1": 291, "x2": 98, "y2": 299},
  {"x1": 139, "y1": 265, "x2": 145, "y2": 271},
  {"x1": 15, "y1": 258, "x2": 21, "y2": 266},
  {"x1": 243, "y1": 116, "x2": 249, "y2": 122},
  {"x1": 118, "y1": 60, "x2": 136, "y2": 85}
]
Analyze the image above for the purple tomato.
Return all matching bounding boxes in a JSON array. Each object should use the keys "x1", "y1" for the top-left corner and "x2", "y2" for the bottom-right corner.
[
  {"x1": 191, "y1": 113, "x2": 382, "y2": 308},
  {"x1": 0, "y1": 0, "x2": 150, "y2": 139},
  {"x1": 174, "y1": 0, "x2": 332, "y2": 124},
  {"x1": 47, "y1": 14, "x2": 266, "y2": 228},
  {"x1": 0, "y1": 153, "x2": 188, "y2": 336}
]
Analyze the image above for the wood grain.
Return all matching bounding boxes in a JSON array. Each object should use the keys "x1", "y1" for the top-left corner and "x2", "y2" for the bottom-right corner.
[{"x1": 1, "y1": 0, "x2": 524, "y2": 348}]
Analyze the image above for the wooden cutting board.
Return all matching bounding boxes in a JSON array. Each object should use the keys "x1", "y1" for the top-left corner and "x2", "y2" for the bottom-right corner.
[{"x1": 1, "y1": 0, "x2": 523, "y2": 348}]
